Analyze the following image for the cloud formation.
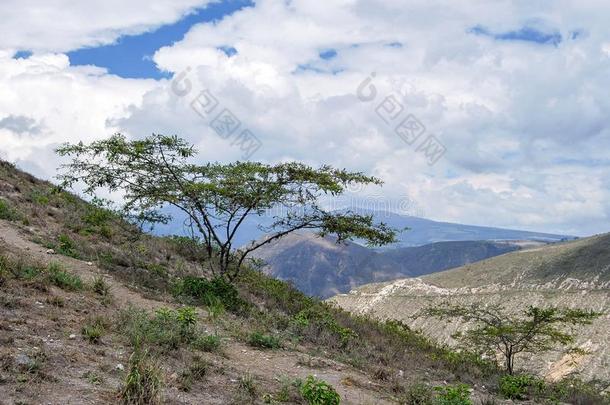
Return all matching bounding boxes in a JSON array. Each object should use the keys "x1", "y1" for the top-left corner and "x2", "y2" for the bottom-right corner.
[{"x1": 1, "y1": 0, "x2": 609, "y2": 236}]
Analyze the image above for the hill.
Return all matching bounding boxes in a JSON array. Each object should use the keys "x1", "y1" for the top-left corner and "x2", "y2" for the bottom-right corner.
[
  {"x1": 252, "y1": 232, "x2": 522, "y2": 298},
  {"x1": 0, "y1": 160, "x2": 606, "y2": 404},
  {"x1": 331, "y1": 235, "x2": 610, "y2": 383},
  {"x1": 154, "y1": 206, "x2": 574, "y2": 249}
]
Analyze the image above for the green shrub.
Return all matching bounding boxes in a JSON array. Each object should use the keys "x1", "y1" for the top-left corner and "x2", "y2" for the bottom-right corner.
[
  {"x1": 192, "y1": 334, "x2": 221, "y2": 352},
  {"x1": 47, "y1": 263, "x2": 83, "y2": 290},
  {"x1": 173, "y1": 276, "x2": 249, "y2": 313},
  {"x1": 0, "y1": 199, "x2": 19, "y2": 221},
  {"x1": 117, "y1": 306, "x2": 199, "y2": 351},
  {"x1": 434, "y1": 384, "x2": 472, "y2": 405},
  {"x1": 402, "y1": 383, "x2": 434, "y2": 404},
  {"x1": 300, "y1": 375, "x2": 341, "y2": 405},
  {"x1": 178, "y1": 356, "x2": 208, "y2": 392},
  {"x1": 92, "y1": 275, "x2": 111, "y2": 296},
  {"x1": 498, "y1": 374, "x2": 544, "y2": 400},
  {"x1": 120, "y1": 350, "x2": 162, "y2": 405},
  {"x1": 81, "y1": 316, "x2": 109, "y2": 344},
  {"x1": 238, "y1": 373, "x2": 258, "y2": 397},
  {"x1": 57, "y1": 234, "x2": 79, "y2": 258},
  {"x1": 248, "y1": 332, "x2": 281, "y2": 349}
]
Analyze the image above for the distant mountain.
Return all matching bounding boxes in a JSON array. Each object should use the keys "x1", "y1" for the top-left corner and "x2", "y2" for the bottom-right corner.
[
  {"x1": 330, "y1": 233, "x2": 610, "y2": 381},
  {"x1": 252, "y1": 231, "x2": 522, "y2": 298},
  {"x1": 154, "y1": 206, "x2": 575, "y2": 248}
]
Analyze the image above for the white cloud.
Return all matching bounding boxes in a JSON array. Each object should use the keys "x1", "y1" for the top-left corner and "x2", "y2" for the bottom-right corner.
[
  {"x1": 1, "y1": 0, "x2": 610, "y2": 236},
  {"x1": 0, "y1": 0, "x2": 212, "y2": 52}
]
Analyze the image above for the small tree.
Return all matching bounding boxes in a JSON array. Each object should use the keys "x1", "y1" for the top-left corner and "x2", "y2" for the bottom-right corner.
[
  {"x1": 423, "y1": 303, "x2": 601, "y2": 374},
  {"x1": 56, "y1": 134, "x2": 396, "y2": 281}
]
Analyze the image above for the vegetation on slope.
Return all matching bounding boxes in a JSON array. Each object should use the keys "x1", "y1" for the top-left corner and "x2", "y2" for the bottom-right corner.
[{"x1": 1, "y1": 159, "x2": 608, "y2": 404}]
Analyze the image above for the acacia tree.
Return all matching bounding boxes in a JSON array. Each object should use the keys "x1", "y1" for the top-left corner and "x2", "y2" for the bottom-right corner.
[
  {"x1": 423, "y1": 303, "x2": 601, "y2": 374},
  {"x1": 56, "y1": 134, "x2": 397, "y2": 281}
]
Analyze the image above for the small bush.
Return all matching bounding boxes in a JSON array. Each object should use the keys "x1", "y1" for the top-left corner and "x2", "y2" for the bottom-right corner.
[
  {"x1": 47, "y1": 263, "x2": 83, "y2": 290},
  {"x1": 434, "y1": 384, "x2": 472, "y2": 405},
  {"x1": 92, "y1": 275, "x2": 111, "y2": 296},
  {"x1": 81, "y1": 316, "x2": 108, "y2": 344},
  {"x1": 498, "y1": 374, "x2": 537, "y2": 400},
  {"x1": 117, "y1": 306, "x2": 199, "y2": 351},
  {"x1": 238, "y1": 373, "x2": 258, "y2": 398},
  {"x1": 178, "y1": 356, "x2": 208, "y2": 392},
  {"x1": 300, "y1": 375, "x2": 341, "y2": 405},
  {"x1": 56, "y1": 234, "x2": 80, "y2": 258},
  {"x1": 120, "y1": 350, "x2": 162, "y2": 405},
  {"x1": 0, "y1": 199, "x2": 19, "y2": 221},
  {"x1": 401, "y1": 383, "x2": 434, "y2": 404},
  {"x1": 173, "y1": 276, "x2": 249, "y2": 314},
  {"x1": 193, "y1": 334, "x2": 221, "y2": 352},
  {"x1": 248, "y1": 332, "x2": 281, "y2": 349}
]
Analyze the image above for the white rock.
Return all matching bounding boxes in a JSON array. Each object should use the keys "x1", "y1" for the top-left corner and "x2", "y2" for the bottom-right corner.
[
  {"x1": 46, "y1": 249, "x2": 55, "y2": 255},
  {"x1": 69, "y1": 334, "x2": 76, "y2": 339},
  {"x1": 115, "y1": 364, "x2": 125, "y2": 371},
  {"x1": 86, "y1": 262, "x2": 93, "y2": 266}
]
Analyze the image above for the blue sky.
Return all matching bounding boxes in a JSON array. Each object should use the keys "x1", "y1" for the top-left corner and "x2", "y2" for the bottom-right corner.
[{"x1": 67, "y1": 0, "x2": 253, "y2": 79}]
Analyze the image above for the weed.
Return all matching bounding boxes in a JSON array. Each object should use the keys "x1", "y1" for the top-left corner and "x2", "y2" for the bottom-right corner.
[
  {"x1": 172, "y1": 276, "x2": 249, "y2": 314},
  {"x1": 248, "y1": 332, "x2": 281, "y2": 349},
  {"x1": 120, "y1": 350, "x2": 162, "y2": 405},
  {"x1": 82, "y1": 370, "x2": 104, "y2": 385},
  {"x1": 400, "y1": 383, "x2": 434, "y2": 405},
  {"x1": 47, "y1": 263, "x2": 83, "y2": 291},
  {"x1": 434, "y1": 384, "x2": 472, "y2": 405},
  {"x1": 300, "y1": 375, "x2": 340, "y2": 405},
  {"x1": 0, "y1": 199, "x2": 20, "y2": 221},
  {"x1": 178, "y1": 356, "x2": 208, "y2": 392},
  {"x1": 45, "y1": 295, "x2": 65, "y2": 307},
  {"x1": 82, "y1": 316, "x2": 108, "y2": 344},
  {"x1": 92, "y1": 276, "x2": 111, "y2": 296},
  {"x1": 238, "y1": 373, "x2": 258, "y2": 397},
  {"x1": 56, "y1": 234, "x2": 79, "y2": 258},
  {"x1": 192, "y1": 334, "x2": 221, "y2": 352}
]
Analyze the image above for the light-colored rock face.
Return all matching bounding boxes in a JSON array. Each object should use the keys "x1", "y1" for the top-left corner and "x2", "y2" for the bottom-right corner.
[
  {"x1": 331, "y1": 278, "x2": 610, "y2": 381},
  {"x1": 330, "y1": 234, "x2": 610, "y2": 382}
]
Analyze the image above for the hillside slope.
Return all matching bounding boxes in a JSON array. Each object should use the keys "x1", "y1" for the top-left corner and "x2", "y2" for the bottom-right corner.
[
  {"x1": 253, "y1": 232, "x2": 522, "y2": 298},
  {"x1": 331, "y1": 235, "x2": 610, "y2": 382},
  {"x1": 0, "y1": 160, "x2": 530, "y2": 404}
]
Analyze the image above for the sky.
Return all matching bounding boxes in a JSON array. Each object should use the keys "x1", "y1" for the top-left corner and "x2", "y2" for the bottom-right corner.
[{"x1": 0, "y1": 0, "x2": 609, "y2": 237}]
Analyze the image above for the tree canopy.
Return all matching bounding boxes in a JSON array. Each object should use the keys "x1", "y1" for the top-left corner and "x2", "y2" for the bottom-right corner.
[
  {"x1": 423, "y1": 302, "x2": 602, "y2": 374},
  {"x1": 56, "y1": 134, "x2": 397, "y2": 280}
]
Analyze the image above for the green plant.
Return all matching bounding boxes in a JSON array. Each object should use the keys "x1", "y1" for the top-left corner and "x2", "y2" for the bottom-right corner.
[
  {"x1": 56, "y1": 234, "x2": 79, "y2": 258},
  {"x1": 81, "y1": 316, "x2": 108, "y2": 344},
  {"x1": 172, "y1": 276, "x2": 249, "y2": 314},
  {"x1": 178, "y1": 356, "x2": 208, "y2": 392},
  {"x1": 92, "y1": 275, "x2": 111, "y2": 296},
  {"x1": 0, "y1": 199, "x2": 19, "y2": 221},
  {"x1": 498, "y1": 374, "x2": 544, "y2": 400},
  {"x1": 434, "y1": 384, "x2": 472, "y2": 405},
  {"x1": 120, "y1": 350, "x2": 162, "y2": 405},
  {"x1": 47, "y1": 262, "x2": 83, "y2": 290},
  {"x1": 248, "y1": 332, "x2": 281, "y2": 349},
  {"x1": 300, "y1": 375, "x2": 340, "y2": 405},
  {"x1": 192, "y1": 334, "x2": 221, "y2": 352},
  {"x1": 402, "y1": 383, "x2": 434, "y2": 405},
  {"x1": 238, "y1": 373, "x2": 258, "y2": 397}
]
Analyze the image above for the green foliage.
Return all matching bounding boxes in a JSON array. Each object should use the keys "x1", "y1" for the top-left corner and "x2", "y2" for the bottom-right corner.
[
  {"x1": 120, "y1": 350, "x2": 162, "y2": 405},
  {"x1": 192, "y1": 334, "x2": 221, "y2": 352},
  {"x1": 401, "y1": 383, "x2": 434, "y2": 405},
  {"x1": 57, "y1": 134, "x2": 397, "y2": 281},
  {"x1": 424, "y1": 302, "x2": 602, "y2": 374},
  {"x1": 82, "y1": 317, "x2": 107, "y2": 344},
  {"x1": 173, "y1": 276, "x2": 249, "y2": 313},
  {"x1": 47, "y1": 262, "x2": 83, "y2": 290},
  {"x1": 56, "y1": 234, "x2": 80, "y2": 258},
  {"x1": 293, "y1": 305, "x2": 357, "y2": 346},
  {"x1": 433, "y1": 384, "x2": 472, "y2": 405},
  {"x1": 248, "y1": 332, "x2": 282, "y2": 349},
  {"x1": 300, "y1": 375, "x2": 341, "y2": 405},
  {"x1": 117, "y1": 306, "x2": 199, "y2": 351},
  {"x1": 177, "y1": 356, "x2": 208, "y2": 392},
  {"x1": 498, "y1": 374, "x2": 543, "y2": 400},
  {"x1": 0, "y1": 198, "x2": 20, "y2": 221},
  {"x1": 92, "y1": 275, "x2": 111, "y2": 296}
]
